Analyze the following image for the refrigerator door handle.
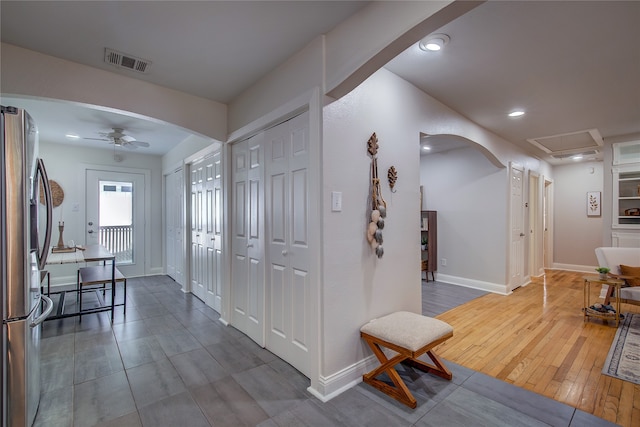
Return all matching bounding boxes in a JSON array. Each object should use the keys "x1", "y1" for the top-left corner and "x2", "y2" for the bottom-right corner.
[
  {"x1": 36, "y1": 158, "x2": 53, "y2": 270},
  {"x1": 30, "y1": 295, "x2": 53, "y2": 327}
]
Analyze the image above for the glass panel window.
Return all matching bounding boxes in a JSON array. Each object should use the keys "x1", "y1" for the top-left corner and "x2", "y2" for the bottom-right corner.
[{"x1": 99, "y1": 180, "x2": 134, "y2": 263}]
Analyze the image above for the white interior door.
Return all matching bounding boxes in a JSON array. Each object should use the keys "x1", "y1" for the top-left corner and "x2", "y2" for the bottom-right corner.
[
  {"x1": 231, "y1": 134, "x2": 265, "y2": 345},
  {"x1": 190, "y1": 162, "x2": 205, "y2": 301},
  {"x1": 265, "y1": 112, "x2": 310, "y2": 377},
  {"x1": 165, "y1": 171, "x2": 176, "y2": 279},
  {"x1": 190, "y1": 154, "x2": 223, "y2": 308},
  {"x1": 86, "y1": 169, "x2": 145, "y2": 277},
  {"x1": 165, "y1": 168, "x2": 185, "y2": 286},
  {"x1": 205, "y1": 151, "x2": 223, "y2": 311},
  {"x1": 544, "y1": 179, "x2": 553, "y2": 268},
  {"x1": 528, "y1": 172, "x2": 542, "y2": 278},
  {"x1": 509, "y1": 164, "x2": 525, "y2": 291}
]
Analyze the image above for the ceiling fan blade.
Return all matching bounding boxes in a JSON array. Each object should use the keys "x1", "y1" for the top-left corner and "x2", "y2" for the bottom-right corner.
[
  {"x1": 83, "y1": 137, "x2": 110, "y2": 141},
  {"x1": 131, "y1": 140, "x2": 150, "y2": 148},
  {"x1": 120, "y1": 135, "x2": 136, "y2": 143},
  {"x1": 123, "y1": 143, "x2": 138, "y2": 150}
]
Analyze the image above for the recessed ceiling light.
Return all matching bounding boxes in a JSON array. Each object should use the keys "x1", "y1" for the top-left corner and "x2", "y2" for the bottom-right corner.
[
  {"x1": 65, "y1": 133, "x2": 80, "y2": 139},
  {"x1": 508, "y1": 110, "x2": 525, "y2": 118},
  {"x1": 419, "y1": 34, "x2": 450, "y2": 52},
  {"x1": 422, "y1": 145, "x2": 431, "y2": 151}
]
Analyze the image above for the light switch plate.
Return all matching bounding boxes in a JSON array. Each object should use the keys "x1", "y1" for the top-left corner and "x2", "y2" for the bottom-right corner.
[{"x1": 331, "y1": 191, "x2": 342, "y2": 212}]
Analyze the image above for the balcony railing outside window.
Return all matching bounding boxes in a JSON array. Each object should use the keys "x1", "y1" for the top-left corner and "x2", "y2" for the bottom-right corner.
[{"x1": 99, "y1": 225, "x2": 133, "y2": 263}]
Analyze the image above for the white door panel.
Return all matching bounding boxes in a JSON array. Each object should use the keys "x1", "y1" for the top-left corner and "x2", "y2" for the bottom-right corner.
[
  {"x1": 265, "y1": 112, "x2": 310, "y2": 377},
  {"x1": 190, "y1": 152, "x2": 223, "y2": 310},
  {"x1": 509, "y1": 164, "x2": 524, "y2": 292},
  {"x1": 165, "y1": 168, "x2": 185, "y2": 286},
  {"x1": 231, "y1": 135, "x2": 264, "y2": 346},
  {"x1": 191, "y1": 164, "x2": 205, "y2": 302}
]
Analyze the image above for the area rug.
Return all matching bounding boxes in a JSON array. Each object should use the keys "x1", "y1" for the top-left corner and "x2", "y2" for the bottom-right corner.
[{"x1": 602, "y1": 313, "x2": 640, "y2": 385}]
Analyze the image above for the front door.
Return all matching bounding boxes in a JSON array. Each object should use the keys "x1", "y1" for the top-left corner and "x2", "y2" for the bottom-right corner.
[{"x1": 86, "y1": 169, "x2": 145, "y2": 277}]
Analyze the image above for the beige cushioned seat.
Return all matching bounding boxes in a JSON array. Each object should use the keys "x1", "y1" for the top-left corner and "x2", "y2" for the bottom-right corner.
[{"x1": 360, "y1": 311, "x2": 453, "y2": 352}]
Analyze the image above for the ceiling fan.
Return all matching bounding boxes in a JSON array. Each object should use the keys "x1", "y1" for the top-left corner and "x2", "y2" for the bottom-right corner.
[{"x1": 84, "y1": 127, "x2": 150, "y2": 150}]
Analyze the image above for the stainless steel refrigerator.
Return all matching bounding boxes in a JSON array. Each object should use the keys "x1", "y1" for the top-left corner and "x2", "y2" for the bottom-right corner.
[{"x1": 1, "y1": 106, "x2": 54, "y2": 427}]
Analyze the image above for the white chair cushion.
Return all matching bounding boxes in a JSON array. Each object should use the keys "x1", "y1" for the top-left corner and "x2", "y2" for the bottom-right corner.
[{"x1": 360, "y1": 311, "x2": 453, "y2": 352}]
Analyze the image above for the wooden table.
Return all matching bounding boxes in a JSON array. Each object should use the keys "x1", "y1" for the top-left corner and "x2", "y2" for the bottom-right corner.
[
  {"x1": 45, "y1": 245, "x2": 119, "y2": 322},
  {"x1": 583, "y1": 275, "x2": 624, "y2": 327}
]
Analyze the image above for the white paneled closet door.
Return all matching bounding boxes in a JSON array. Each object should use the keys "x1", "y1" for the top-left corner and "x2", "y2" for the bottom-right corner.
[
  {"x1": 190, "y1": 161, "x2": 206, "y2": 302},
  {"x1": 265, "y1": 111, "x2": 310, "y2": 377},
  {"x1": 165, "y1": 167, "x2": 185, "y2": 286},
  {"x1": 190, "y1": 152, "x2": 223, "y2": 309},
  {"x1": 174, "y1": 169, "x2": 185, "y2": 287},
  {"x1": 205, "y1": 151, "x2": 223, "y2": 312},
  {"x1": 231, "y1": 134, "x2": 265, "y2": 346},
  {"x1": 165, "y1": 171, "x2": 177, "y2": 279}
]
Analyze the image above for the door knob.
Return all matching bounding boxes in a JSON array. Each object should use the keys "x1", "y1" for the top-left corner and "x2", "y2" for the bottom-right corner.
[
  {"x1": 282, "y1": 250, "x2": 288, "y2": 256},
  {"x1": 88, "y1": 222, "x2": 93, "y2": 226},
  {"x1": 247, "y1": 243, "x2": 254, "y2": 248},
  {"x1": 519, "y1": 233, "x2": 525, "y2": 237},
  {"x1": 88, "y1": 230, "x2": 94, "y2": 234}
]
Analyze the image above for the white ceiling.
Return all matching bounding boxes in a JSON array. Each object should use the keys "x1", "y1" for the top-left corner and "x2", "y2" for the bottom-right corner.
[{"x1": 1, "y1": 1, "x2": 639, "y2": 163}]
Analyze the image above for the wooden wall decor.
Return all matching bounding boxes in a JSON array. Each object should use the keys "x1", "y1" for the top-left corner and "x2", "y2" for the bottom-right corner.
[
  {"x1": 388, "y1": 166, "x2": 397, "y2": 193},
  {"x1": 366, "y1": 132, "x2": 387, "y2": 258},
  {"x1": 39, "y1": 179, "x2": 64, "y2": 207}
]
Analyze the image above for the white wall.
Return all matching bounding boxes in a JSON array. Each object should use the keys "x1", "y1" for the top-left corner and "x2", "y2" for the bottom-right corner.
[
  {"x1": 420, "y1": 146, "x2": 508, "y2": 285},
  {"x1": 320, "y1": 67, "x2": 552, "y2": 395},
  {"x1": 39, "y1": 141, "x2": 163, "y2": 283},
  {"x1": 322, "y1": 69, "x2": 421, "y2": 393},
  {"x1": 552, "y1": 161, "x2": 604, "y2": 269}
]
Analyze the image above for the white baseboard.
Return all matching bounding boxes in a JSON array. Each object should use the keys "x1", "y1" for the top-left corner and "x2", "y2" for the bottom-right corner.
[
  {"x1": 150, "y1": 267, "x2": 163, "y2": 275},
  {"x1": 550, "y1": 263, "x2": 595, "y2": 273},
  {"x1": 435, "y1": 273, "x2": 509, "y2": 295},
  {"x1": 308, "y1": 354, "x2": 378, "y2": 402}
]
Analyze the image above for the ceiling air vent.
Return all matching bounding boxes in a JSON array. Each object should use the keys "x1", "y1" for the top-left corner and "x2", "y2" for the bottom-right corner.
[
  {"x1": 551, "y1": 150, "x2": 599, "y2": 160},
  {"x1": 104, "y1": 48, "x2": 151, "y2": 74},
  {"x1": 527, "y1": 129, "x2": 603, "y2": 154}
]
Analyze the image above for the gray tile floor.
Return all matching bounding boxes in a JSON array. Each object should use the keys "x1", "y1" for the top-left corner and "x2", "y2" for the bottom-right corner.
[{"x1": 35, "y1": 276, "x2": 619, "y2": 427}]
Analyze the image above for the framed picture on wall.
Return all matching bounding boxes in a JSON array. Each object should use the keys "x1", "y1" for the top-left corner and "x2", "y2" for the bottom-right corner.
[{"x1": 587, "y1": 191, "x2": 601, "y2": 217}]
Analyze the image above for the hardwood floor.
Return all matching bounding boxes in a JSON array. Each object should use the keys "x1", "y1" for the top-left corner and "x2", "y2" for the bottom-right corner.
[{"x1": 433, "y1": 270, "x2": 640, "y2": 427}]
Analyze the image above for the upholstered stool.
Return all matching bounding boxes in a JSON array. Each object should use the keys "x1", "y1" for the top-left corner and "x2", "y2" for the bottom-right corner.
[{"x1": 360, "y1": 311, "x2": 453, "y2": 408}]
